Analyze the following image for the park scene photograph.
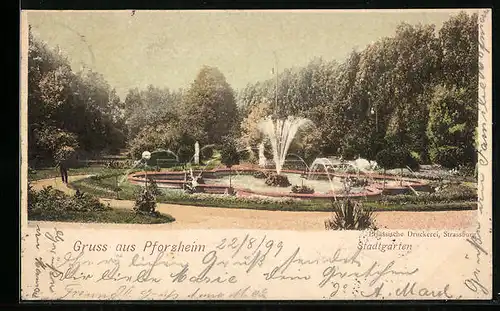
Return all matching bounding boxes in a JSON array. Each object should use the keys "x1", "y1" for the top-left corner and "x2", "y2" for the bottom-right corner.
[{"x1": 25, "y1": 10, "x2": 479, "y2": 231}]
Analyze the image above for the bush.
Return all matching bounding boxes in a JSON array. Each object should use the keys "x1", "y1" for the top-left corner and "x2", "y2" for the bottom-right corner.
[
  {"x1": 71, "y1": 189, "x2": 108, "y2": 212},
  {"x1": 376, "y1": 147, "x2": 420, "y2": 172},
  {"x1": 29, "y1": 185, "x2": 174, "y2": 224},
  {"x1": 133, "y1": 178, "x2": 161, "y2": 215},
  {"x1": 164, "y1": 191, "x2": 300, "y2": 207},
  {"x1": 134, "y1": 188, "x2": 157, "y2": 215},
  {"x1": 146, "y1": 177, "x2": 162, "y2": 196},
  {"x1": 28, "y1": 186, "x2": 68, "y2": 213},
  {"x1": 457, "y1": 165, "x2": 477, "y2": 178},
  {"x1": 291, "y1": 185, "x2": 315, "y2": 194},
  {"x1": 379, "y1": 183, "x2": 476, "y2": 205},
  {"x1": 265, "y1": 173, "x2": 291, "y2": 187},
  {"x1": 325, "y1": 199, "x2": 377, "y2": 231},
  {"x1": 435, "y1": 182, "x2": 476, "y2": 199},
  {"x1": 28, "y1": 186, "x2": 108, "y2": 214}
]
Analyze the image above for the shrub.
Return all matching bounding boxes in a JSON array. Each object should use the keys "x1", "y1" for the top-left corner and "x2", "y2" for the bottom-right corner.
[
  {"x1": 28, "y1": 186, "x2": 70, "y2": 213},
  {"x1": 28, "y1": 184, "x2": 174, "y2": 224},
  {"x1": 435, "y1": 182, "x2": 476, "y2": 199},
  {"x1": 146, "y1": 177, "x2": 162, "y2": 196},
  {"x1": 291, "y1": 185, "x2": 315, "y2": 194},
  {"x1": 457, "y1": 165, "x2": 477, "y2": 178},
  {"x1": 379, "y1": 183, "x2": 476, "y2": 205},
  {"x1": 325, "y1": 199, "x2": 377, "y2": 231},
  {"x1": 134, "y1": 188, "x2": 157, "y2": 215},
  {"x1": 376, "y1": 147, "x2": 420, "y2": 172},
  {"x1": 28, "y1": 186, "x2": 108, "y2": 214},
  {"x1": 265, "y1": 173, "x2": 291, "y2": 187},
  {"x1": 133, "y1": 178, "x2": 161, "y2": 215},
  {"x1": 166, "y1": 191, "x2": 300, "y2": 206},
  {"x1": 70, "y1": 189, "x2": 108, "y2": 212}
]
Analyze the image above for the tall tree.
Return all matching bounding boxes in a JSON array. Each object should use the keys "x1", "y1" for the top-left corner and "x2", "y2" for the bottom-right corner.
[
  {"x1": 123, "y1": 85, "x2": 181, "y2": 140},
  {"x1": 28, "y1": 31, "x2": 127, "y2": 166},
  {"x1": 427, "y1": 85, "x2": 476, "y2": 168},
  {"x1": 426, "y1": 12, "x2": 478, "y2": 169},
  {"x1": 239, "y1": 100, "x2": 272, "y2": 148},
  {"x1": 181, "y1": 66, "x2": 238, "y2": 145},
  {"x1": 380, "y1": 23, "x2": 441, "y2": 160}
]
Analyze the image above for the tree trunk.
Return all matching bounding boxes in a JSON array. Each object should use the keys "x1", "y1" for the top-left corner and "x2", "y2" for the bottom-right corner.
[{"x1": 229, "y1": 167, "x2": 232, "y2": 189}]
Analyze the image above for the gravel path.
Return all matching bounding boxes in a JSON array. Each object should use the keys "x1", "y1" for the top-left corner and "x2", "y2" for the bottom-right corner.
[{"x1": 29, "y1": 175, "x2": 476, "y2": 231}]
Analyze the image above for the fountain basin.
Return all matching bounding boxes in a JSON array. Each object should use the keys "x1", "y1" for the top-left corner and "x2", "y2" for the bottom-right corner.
[{"x1": 127, "y1": 165, "x2": 430, "y2": 200}]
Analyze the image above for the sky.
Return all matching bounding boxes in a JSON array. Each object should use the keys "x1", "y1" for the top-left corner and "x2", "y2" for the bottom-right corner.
[{"x1": 26, "y1": 9, "x2": 476, "y2": 99}]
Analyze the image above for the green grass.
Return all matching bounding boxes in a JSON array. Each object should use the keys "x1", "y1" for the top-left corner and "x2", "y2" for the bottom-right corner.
[
  {"x1": 28, "y1": 208, "x2": 175, "y2": 224},
  {"x1": 29, "y1": 175, "x2": 176, "y2": 224},
  {"x1": 69, "y1": 172, "x2": 478, "y2": 212},
  {"x1": 28, "y1": 167, "x2": 132, "y2": 181},
  {"x1": 28, "y1": 158, "x2": 222, "y2": 181}
]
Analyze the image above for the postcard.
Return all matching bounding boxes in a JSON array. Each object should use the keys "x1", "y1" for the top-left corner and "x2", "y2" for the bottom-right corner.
[{"x1": 20, "y1": 9, "x2": 492, "y2": 300}]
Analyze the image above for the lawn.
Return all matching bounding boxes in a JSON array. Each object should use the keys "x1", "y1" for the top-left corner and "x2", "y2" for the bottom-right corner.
[
  {"x1": 28, "y1": 158, "x2": 222, "y2": 182},
  {"x1": 28, "y1": 167, "x2": 130, "y2": 181}
]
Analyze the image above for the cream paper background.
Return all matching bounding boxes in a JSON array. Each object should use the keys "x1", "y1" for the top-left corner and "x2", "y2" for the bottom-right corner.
[{"x1": 19, "y1": 9, "x2": 493, "y2": 301}]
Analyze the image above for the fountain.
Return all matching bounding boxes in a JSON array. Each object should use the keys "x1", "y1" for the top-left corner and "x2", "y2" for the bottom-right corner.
[
  {"x1": 194, "y1": 142, "x2": 200, "y2": 165},
  {"x1": 404, "y1": 166, "x2": 420, "y2": 196},
  {"x1": 183, "y1": 168, "x2": 200, "y2": 193},
  {"x1": 307, "y1": 157, "x2": 376, "y2": 198},
  {"x1": 117, "y1": 150, "x2": 156, "y2": 186},
  {"x1": 257, "y1": 115, "x2": 312, "y2": 175},
  {"x1": 127, "y1": 148, "x2": 430, "y2": 200},
  {"x1": 118, "y1": 159, "x2": 143, "y2": 186},
  {"x1": 286, "y1": 153, "x2": 310, "y2": 171},
  {"x1": 286, "y1": 153, "x2": 310, "y2": 187},
  {"x1": 307, "y1": 158, "x2": 338, "y2": 194},
  {"x1": 258, "y1": 142, "x2": 267, "y2": 168}
]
